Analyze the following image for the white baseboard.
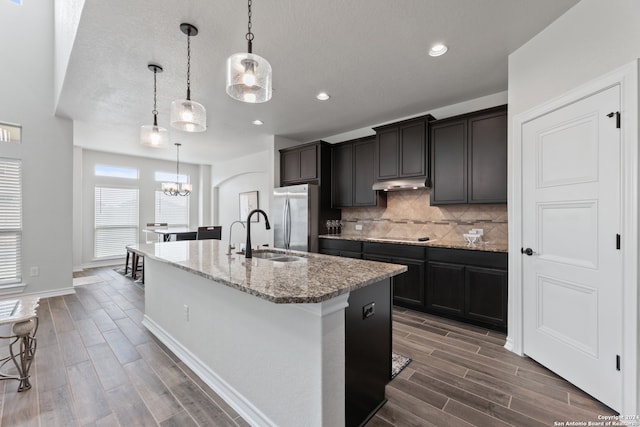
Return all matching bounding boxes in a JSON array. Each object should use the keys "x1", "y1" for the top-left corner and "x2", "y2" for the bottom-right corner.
[
  {"x1": 504, "y1": 336, "x2": 515, "y2": 353},
  {"x1": 142, "y1": 315, "x2": 276, "y2": 427}
]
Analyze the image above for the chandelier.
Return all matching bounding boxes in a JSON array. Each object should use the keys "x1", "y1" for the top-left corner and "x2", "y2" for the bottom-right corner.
[
  {"x1": 226, "y1": 0, "x2": 272, "y2": 103},
  {"x1": 162, "y1": 143, "x2": 192, "y2": 196}
]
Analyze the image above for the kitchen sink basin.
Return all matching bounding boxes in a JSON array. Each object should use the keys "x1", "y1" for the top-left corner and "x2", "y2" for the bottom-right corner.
[
  {"x1": 249, "y1": 251, "x2": 305, "y2": 263},
  {"x1": 252, "y1": 252, "x2": 286, "y2": 259},
  {"x1": 269, "y1": 256, "x2": 304, "y2": 262}
]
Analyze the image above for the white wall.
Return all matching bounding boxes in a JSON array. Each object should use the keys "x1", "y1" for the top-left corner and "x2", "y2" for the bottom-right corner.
[
  {"x1": 508, "y1": 0, "x2": 640, "y2": 118},
  {"x1": 54, "y1": 0, "x2": 85, "y2": 107},
  {"x1": 0, "y1": 0, "x2": 74, "y2": 295},
  {"x1": 212, "y1": 149, "x2": 275, "y2": 248},
  {"x1": 76, "y1": 148, "x2": 208, "y2": 268}
]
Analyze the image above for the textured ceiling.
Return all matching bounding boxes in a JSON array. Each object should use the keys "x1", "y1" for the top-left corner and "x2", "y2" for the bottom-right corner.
[{"x1": 56, "y1": 0, "x2": 579, "y2": 164}]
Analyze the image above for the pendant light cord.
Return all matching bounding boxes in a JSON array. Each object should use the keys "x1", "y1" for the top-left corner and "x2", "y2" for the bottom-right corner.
[
  {"x1": 152, "y1": 68, "x2": 159, "y2": 126},
  {"x1": 176, "y1": 143, "x2": 181, "y2": 182},
  {"x1": 246, "y1": 0, "x2": 254, "y2": 53},
  {"x1": 186, "y1": 31, "x2": 192, "y2": 100}
]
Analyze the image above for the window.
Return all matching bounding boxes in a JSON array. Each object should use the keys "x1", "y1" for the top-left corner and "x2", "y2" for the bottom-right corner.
[
  {"x1": 0, "y1": 159, "x2": 21, "y2": 285},
  {"x1": 95, "y1": 165, "x2": 138, "y2": 180},
  {"x1": 95, "y1": 187, "x2": 139, "y2": 258},
  {"x1": 154, "y1": 171, "x2": 188, "y2": 184},
  {"x1": 155, "y1": 191, "x2": 189, "y2": 226}
]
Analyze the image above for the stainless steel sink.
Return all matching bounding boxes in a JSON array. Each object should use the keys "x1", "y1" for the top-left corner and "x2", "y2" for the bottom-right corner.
[
  {"x1": 252, "y1": 252, "x2": 286, "y2": 259},
  {"x1": 269, "y1": 256, "x2": 304, "y2": 262},
  {"x1": 250, "y1": 251, "x2": 305, "y2": 262}
]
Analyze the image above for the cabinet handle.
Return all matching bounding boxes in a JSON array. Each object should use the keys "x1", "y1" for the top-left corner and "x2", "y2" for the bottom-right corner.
[{"x1": 521, "y1": 247, "x2": 535, "y2": 256}]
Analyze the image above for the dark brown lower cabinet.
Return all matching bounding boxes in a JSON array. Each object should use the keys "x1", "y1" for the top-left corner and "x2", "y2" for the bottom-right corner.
[
  {"x1": 465, "y1": 266, "x2": 508, "y2": 326},
  {"x1": 362, "y1": 242, "x2": 426, "y2": 310},
  {"x1": 320, "y1": 238, "x2": 507, "y2": 332},
  {"x1": 427, "y1": 248, "x2": 507, "y2": 331},
  {"x1": 426, "y1": 261, "x2": 465, "y2": 316}
]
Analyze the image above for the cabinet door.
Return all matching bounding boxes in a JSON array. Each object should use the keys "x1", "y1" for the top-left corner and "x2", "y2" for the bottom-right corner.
[
  {"x1": 281, "y1": 150, "x2": 300, "y2": 183},
  {"x1": 332, "y1": 143, "x2": 353, "y2": 207},
  {"x1": 430, "y1": 120, "x2": 467, "y2": 205},
  {"x1": 319, "y1": 248, "x2": 340, "y2": 256},
  {"x1": 465, "y1": 266, "x2": 507, "y2": 327},
  {"x1": 376, "y1": 128, "x2": 399, "y2": 179},
  {"x1": 353, "y1": 138, "x2": 377, "y2": 206},
  {"x1": 468, "y1": 111, "x2": 507, "y2": 203},
  {"x1": 399, "y1": 121, "x2": 426, "y2": 177},
  {"x1": 427, "y1": 261, "x2": 465, "y2": 315},
  {"x1": 299, "y1": 145, "x2": 318, "y2": 181},
  {"x1": 392, "y1": 257, "x2": 426, "y2": 309}
]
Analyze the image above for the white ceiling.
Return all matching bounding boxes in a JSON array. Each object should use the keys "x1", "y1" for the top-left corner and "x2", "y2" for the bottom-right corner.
[{"x1": 56, "y1": 0, "x2": 579, "y2": 164}]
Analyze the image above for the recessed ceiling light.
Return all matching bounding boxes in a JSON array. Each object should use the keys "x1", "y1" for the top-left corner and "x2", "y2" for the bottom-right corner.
[
  {"x1": 429, "y1": 43, "x2": 448, "y2": 57},
  {"x1": 316, "y1": 92, "x2": 330, "y2": 101},
  {"x1": 252, "y1": 120, "x2": 264, "y2": 125}
]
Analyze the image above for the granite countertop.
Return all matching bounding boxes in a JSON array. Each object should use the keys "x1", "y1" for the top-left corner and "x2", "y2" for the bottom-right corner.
[
  {"x1": 319, "y1": 234, "x2": 508, "y2": 253},
  {"x1": 130, "y1": 240, "x2": 407, "y2": 304}
]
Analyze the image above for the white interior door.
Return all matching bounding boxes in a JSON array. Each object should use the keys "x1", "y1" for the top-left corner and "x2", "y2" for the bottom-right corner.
[{"x1": 522, "y1": 85, "x2": 622, "y2": 410}]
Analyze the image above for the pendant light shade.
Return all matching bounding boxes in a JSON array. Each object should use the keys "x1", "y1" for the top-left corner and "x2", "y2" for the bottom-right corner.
[
  {"x1": 226, "y1": 52, "x2": 272, "y2": 103},
  {"x1": 140, "y1": 64, "x2": 169, "y2": 148},
  {"x1": 170, "y1": 23, "x2": 207, "y2": 132},
  {"x1": 170, "y1": 98, "x2": 206, "y2": 132},
  {"x1": 226, "y1": 0, "x2": 272, "y2": 104}
]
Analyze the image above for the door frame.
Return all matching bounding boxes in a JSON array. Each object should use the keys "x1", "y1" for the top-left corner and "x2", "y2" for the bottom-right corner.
[{"x1": 508, "y1": 60, "x2": 639, "y2": 413}]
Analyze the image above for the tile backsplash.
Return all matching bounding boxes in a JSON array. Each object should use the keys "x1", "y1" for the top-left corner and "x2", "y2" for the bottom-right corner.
[{"x1": 340, "y1": 189, "x2": 508, "y2": 244}]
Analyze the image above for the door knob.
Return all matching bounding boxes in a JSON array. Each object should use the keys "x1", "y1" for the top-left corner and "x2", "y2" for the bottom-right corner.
[{"x1": 521, "y1": 247, "x2": 535, "y2": 256}]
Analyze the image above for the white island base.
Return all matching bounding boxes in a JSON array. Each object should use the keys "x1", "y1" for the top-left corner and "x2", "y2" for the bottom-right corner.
[{"x1": 143, "y1": 257, "x2": 363, "y2": 427}]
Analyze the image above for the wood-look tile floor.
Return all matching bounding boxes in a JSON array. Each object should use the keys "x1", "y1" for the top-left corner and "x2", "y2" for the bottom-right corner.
[
  {"x1": 0, "y1": 266, "x2": 616, "y2": 426},
  {"x1": 369, "y1": 309, "x2": 617, "y2": 427}
]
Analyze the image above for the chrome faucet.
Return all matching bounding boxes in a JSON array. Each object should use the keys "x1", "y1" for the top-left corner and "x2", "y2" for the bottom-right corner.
[
  {"x1": 245, "y1": 209, "x2": 271, "y2": 259},
  {"x1": 227, "y1": 220, "x2": 246, "y2": 255}
]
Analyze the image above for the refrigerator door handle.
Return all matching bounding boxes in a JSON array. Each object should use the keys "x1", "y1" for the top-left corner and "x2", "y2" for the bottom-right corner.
[{"x1": 282, "y1": 197, "x2": 291, "y2": 249}]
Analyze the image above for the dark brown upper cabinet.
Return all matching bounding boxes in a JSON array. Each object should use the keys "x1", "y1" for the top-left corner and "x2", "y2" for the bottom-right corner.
[
  {"x1": 430, "y1": 105, "x2": 507, "y2": 205},
  {"x1": 280, "y1": 141, "x2": 331, "y2": 186},
  {"x1": 331, "y1": 137, "x2": 386, "y2": 208},
  {"x1": 373, "y1": 115, "x2": 434, "y2": 181}
]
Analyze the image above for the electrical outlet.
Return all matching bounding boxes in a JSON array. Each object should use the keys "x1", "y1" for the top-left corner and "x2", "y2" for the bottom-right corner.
[
  {"x1": 29, "y1": 266, "x2": 39, "y2": 277},
  {"x1": 183, "y1": 304, "x2": 189, "y2": 321},
  {"x1": 355, "y1": 224, "x2": 363, "y2": 231}
]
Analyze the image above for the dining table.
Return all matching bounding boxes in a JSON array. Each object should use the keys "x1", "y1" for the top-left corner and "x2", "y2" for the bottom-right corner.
[{"x1": 144, "y1": 227, "x2": 197, "y2": 242}]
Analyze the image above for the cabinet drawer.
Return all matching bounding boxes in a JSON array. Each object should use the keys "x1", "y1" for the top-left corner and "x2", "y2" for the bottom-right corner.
[
  {"x1": 319, "y1": 239, "x2": 362, "y2": 253},
  {"x1": 429, "y1": 247, "x2": 506, "y2": 269},
  {"x1": 363, "y1": 242, "x2": 426, "y2": 260}
]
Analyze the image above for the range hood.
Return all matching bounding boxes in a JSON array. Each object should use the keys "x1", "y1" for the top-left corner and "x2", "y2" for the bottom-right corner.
[{"x1": 372, "y1": 177, "x2": 430, "y2": 192}]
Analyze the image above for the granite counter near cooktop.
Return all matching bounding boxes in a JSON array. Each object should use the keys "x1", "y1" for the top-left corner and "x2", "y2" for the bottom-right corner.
[
  {"x1": 319, "y1": 234, "x2": 508, "y2": 253},
  {"x1": 130, "y1": 240, "x2": 407, "y2": 304}
]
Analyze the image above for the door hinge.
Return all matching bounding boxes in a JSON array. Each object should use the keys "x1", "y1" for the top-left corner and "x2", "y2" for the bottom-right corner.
[
  {"x1": 616, "y1": 234, "x2": 621, "y2": 250},
  {"x1": 616, "y1": 355, "x2": 621, "y2": 371},
  {"x1": 607, "y1": 111, "x2": 621, "y2": 128}
]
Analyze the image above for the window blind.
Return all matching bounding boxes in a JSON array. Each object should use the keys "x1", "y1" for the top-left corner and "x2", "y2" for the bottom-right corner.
[
  {"x1": 0, "y1": 159, "x2": 21, "y2": 284},
  {"x1": 155, "y1": 191, "x2": 189, "y2": 226},
  {"x1": 95, "y1": 187, "x2": 139, "y2": 258}
]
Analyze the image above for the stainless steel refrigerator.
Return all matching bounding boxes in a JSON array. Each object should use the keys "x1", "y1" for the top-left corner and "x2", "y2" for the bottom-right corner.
[{"x1": 273, "y1": 184, "x2": 320, "y2": 252}]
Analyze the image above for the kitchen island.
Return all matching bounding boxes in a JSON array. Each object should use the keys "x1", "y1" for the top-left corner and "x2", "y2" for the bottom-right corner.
[{"x1": 132, "y1": 240, "x2": 407, "y2": 427}]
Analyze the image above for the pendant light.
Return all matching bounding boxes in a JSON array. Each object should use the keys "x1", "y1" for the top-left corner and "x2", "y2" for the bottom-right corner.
[
  {"x1": 226, "y1": 0, "x2": 272, "y2": 103},
  {"x1": 170, "y1": 23, "x2": 207, "y2": 132},
  {"x1": 162, "y1": 143, "x2": 192, "y2": 196},
  {"x1": 140, "y1": 64, "x2": 169, "y2": 148}
]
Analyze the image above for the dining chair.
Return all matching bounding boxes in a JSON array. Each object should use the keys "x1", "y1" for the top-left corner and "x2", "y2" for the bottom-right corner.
[
  {"x1": 196, "y1": 226, "x2": 222, "y2": 240},
  {"x1": 176, "y1": 232, "x2": 197, "y2": 241}
]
